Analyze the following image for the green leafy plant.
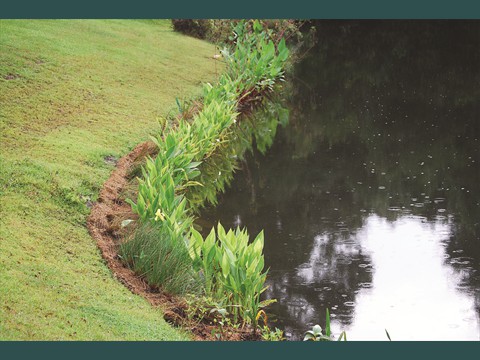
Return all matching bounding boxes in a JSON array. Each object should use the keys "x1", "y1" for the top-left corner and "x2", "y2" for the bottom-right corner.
[
  {"x1": 188, "y1": 223, "x2": 270, "y2": 326},
  {"x1": 127, "y1": 19, "x2": 289, "y2": 226},
  {"x1": 256, "y1": 310, "x2": 285, "y2": 341},
  {"x1": 260, "y1": 326, "x2": 285, "y2": 341},
  {"x1": 123, "y1": 19, "x2": 291, "y2": 330},
  {"x1": 221, "y1": 20, "x2": 290, "y2": 98},
  {"x1": 304, "y1": 309, "x2": 347, "y2": 341},
  {"x1": 304, "y1": 325, "x2": 328, "y2": 341}
]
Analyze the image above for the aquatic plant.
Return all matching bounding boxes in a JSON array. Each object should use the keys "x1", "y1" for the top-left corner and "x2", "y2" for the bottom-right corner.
[
  {"x1": 260, "y1": 326, "x2": 286, "y2": 341},
  {"x1": 189, "y1": 224, "x2": 271, "y2": 325},
  {"x1": 122, "y1": 19, "x2": 290, "y2": 325},
  {"x1": 304, "y1": 309, "x2": 347, "y2": 341},
  {"x1": 186, "y1": 99, "x2": 289, "y2": 212},
  {"x1": 221, "y1": 20, "x2": 289, "y2": 97},
  {"x1": 127, "y1": 19, "x2": 289, "y2": 223}
]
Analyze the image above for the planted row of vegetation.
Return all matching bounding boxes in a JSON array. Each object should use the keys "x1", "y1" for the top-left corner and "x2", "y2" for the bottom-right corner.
[
  {"x1": 171, "y1": 19, "x2": 306, "y2": 45},
  {"x1": 120, "y1": 21, "x2": 290, "y2": 333}
]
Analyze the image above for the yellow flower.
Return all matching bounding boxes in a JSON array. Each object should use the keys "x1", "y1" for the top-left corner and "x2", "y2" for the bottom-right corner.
[{"x1": 154, "y1": 209, "x2": 165, "y2": 222}]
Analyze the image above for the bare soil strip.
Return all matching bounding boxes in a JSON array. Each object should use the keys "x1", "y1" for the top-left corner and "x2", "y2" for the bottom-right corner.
[{"x1": 87, "y1": 141, "x2": 259, "y2": 341}]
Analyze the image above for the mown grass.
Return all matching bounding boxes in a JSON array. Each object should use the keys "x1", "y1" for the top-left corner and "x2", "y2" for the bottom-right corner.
[{"x1": 0, "y1": 19, "x2": 219, "y2": 340}]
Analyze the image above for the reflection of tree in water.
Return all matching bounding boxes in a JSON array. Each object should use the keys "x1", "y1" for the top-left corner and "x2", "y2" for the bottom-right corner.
[
  {"x1": 264, "y1": 231, "x2": 374, "y2": 338},
  {"x1": 201, "y1": 141, "x2": 376, "y2": 337},
  {"x1": 200, "y1": 20, "x2": 480, "y2": 339},
  {"x1": 284, "y1": 20, "x2": 480, "y2": 306}
]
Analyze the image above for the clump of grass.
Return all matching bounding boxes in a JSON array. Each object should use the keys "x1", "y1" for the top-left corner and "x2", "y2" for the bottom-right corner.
[{"x1": 120, "y1": 223, "x2": 201, "y2": 296}]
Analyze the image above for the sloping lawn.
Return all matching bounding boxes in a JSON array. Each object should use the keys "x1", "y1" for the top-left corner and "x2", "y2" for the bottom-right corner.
[{"x1": 0, "y1": 19, "x2": 219, "y2": 340}]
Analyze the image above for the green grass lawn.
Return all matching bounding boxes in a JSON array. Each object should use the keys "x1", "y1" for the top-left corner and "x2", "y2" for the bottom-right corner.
[{"x1": 0, "y1": 19, "x2": 220, "y2": 340}]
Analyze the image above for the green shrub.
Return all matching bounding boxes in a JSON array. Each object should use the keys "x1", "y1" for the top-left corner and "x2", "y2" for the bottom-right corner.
[{"x1": 171, "y1": 19, "x2": 213, "y2": 40}]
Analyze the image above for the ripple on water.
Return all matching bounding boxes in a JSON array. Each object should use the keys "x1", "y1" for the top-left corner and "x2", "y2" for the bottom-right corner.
[
  {"x1": 344, "y1": 301, "x2": 355, "y2": 307},
  {"x1": 297, "y1": 263, "x2": 311, "y2": 270},
  {"x1": 388, "y1": 206, "x2": 402, "y2": 212},
  {"x1": 450, "y1": 257, "x2": 472, "y2": 265},
  {"x1": 359, "y1": 282, "x2": 373, "y2": 289},
  {"x1": 337, "y1": 258, "x2": 353, "y2": 265}
]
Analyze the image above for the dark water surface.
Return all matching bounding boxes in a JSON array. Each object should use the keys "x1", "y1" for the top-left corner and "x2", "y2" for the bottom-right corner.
[{"x1": 199, "y1": 21, "x2": 480, "y2": 340}]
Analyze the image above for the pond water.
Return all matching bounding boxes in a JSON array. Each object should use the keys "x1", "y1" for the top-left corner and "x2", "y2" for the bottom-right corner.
[{"x1": 199, "y1": 21, "x2": 480, "y2": 340}]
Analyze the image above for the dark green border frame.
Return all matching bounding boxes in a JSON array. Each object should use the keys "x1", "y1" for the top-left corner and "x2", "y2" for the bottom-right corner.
[
  {"x1": 1, "y1": 0, "x2": 480, "y2": 18},
  {"x1": 1, "y1": 1, "x2": 479, "y2": 359},
  {"x1": 2, "y1": 341, "x2": 480, "y2": 359}
]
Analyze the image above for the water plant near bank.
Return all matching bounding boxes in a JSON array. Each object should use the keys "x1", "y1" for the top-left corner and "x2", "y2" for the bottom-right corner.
[
  {"x1": 189, "y1": 224, "x2": 272, "y2": 326},
  {"x1": 121, "y1": 20, "x2": 290, "y2": 329},
  {"x1": 304, "y1": 309, "x2": 347, "y2": 341}
]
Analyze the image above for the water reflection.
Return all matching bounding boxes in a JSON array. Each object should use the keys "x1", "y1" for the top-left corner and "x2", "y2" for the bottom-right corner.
[
  {"x1": 199, "y1": 21, "x2": 480, "y2": 340},
  {"x1": 336, "y1": 214, "x2": 479, "y2": 340}
]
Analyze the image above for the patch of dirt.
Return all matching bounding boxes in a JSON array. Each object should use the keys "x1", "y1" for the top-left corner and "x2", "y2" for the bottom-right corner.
[
  {"x1": 3, "y1": 73, "x2": 20, "y2": 80},
  {"x1": 87, "y1": 141, "x2": 260, "y2": 341},
  {"x1": 103, "y1": 155, "x2": 118, "y2": 166}
]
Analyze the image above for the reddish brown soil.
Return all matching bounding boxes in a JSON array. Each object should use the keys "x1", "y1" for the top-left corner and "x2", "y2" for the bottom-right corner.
[{"x1": 87, "y1": 141, "x2": 260, "y2": 341}]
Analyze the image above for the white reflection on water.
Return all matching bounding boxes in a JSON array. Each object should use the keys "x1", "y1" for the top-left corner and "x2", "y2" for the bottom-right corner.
[
  {"x1": 294, "y1": 214, "x2": 480, "y2": 340},
  {"x1": 319, "y1": 214, "x2": 480, "y2": 340}
]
